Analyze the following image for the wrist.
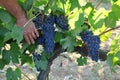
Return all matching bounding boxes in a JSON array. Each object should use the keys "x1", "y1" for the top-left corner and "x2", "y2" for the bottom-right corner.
[{"x1": 16, "y1": 16, "x2": 29, "y2": 27}]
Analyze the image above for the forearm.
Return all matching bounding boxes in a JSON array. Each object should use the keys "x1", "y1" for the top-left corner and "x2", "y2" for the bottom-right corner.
[{"x1": 0, "y1": 0, "x2": 28, "y2": 25}]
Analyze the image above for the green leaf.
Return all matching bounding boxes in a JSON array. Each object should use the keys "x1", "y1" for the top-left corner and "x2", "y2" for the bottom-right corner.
[
  {"x1": 11, "y1": 26, "x2": 24, "y2": 44},
  {"x1": 116, "y1": 51, "x2": 120, "y2": 58},
  {"x1": 27, "y1": 44, "x2": 37, "y2": 53},
  {"x1": 112, "y1": 4, "x2": 120, "y2": 18},
  {"x1": 20, "y1": 41, "x2": 28, "y2": 53},
  {"x1": 5, "y1": 18, "x2": 16, "y2": 30},
  {"x1": 0, "y1": 36, "x2": 4, "y2": 53},
  {"x1": 34, "y1": 58, "x2": 48, "y2": 71},
  {"x1": 69, "y1": 0, "x2": 81, "y2": 11},
  {"x1": 105, "y1": 4, "x2": 120, "y2": 27},
  {"x1": 2, "y1": 50, "x2": 11, "y2": 64},
  {"x1": 75, "y1": 13, "x2": 85, "y2": 28},
  {"x1": 23, "y1": 0, "x2": 33, "y2": 11},
  {"x1": 6, "y1": 67, "x2": 20, "y2": 80},
  {"x1": 20, "y1": 53, "x2": 32, "y2": 65},
  {"x1": 55, "y1": 32, "x2": 63, "y2": 43},
  {"x1": 93, "y1": 19, "x2": 104, "y2": 29},
  {"x1": 71, "y1": 27, "x2": 82, "y2": 37},
  {"x1": 60, "y1": 36, "x2": 76, "y2": 52},
  {"x1": 15, "y1": 68, "x2": 21, "y2": 78},
  {"x1": 77, "y1": 56, "x2": 87, "y2": 66},
  {"x1": 4, "y1": 26, "x2": 23, "y2": 44},
  {"x1": 34, "y1": 0, "x2": 48, "y2": 7},
  {"x1": 107, "y1": 53, "x2": 114, "y2": 67},
  {"x1": 105, "y1": 14, "x2": 116, "y2": 28},
  {"x1": 0, "y1": 26, "x2": 9, "y2": 38},
  {"x1": 10, "y1": 42, "x2": 21, "y2": 63},
  {"x1": 0, "y1": 59, "x2": 6, "y2": 69},
  {"x1": 112, "y1": 0, "x2": 118, "y2": 2},
  {"x1": 0, "y1": 9, "x2": 12, "y2": 24},
  {"x1": 4, "y1": 32, "x2": 12, "y2": 42}
]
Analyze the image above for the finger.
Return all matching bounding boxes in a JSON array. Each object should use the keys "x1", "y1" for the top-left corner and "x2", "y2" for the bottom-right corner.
[
  {"x1": 34, "y1": 29, "x2": 39, "y2": 37},
  {"x1": 29, "y1": 34, "x2": 35, "y2": 44},
  {"x1": 24, "y1": 34, "x2": 31, "y2": 45},
  {"x1": 32, "y1": 32, "x2": 36, "y2": 39}
]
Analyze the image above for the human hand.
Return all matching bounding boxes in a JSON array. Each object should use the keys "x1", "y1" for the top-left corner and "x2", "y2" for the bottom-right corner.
[{"x1": 16, "y1": 18, "x2": 39, "y2": 44}]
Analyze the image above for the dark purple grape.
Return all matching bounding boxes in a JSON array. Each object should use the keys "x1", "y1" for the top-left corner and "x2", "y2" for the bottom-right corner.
[
  {"x1": 33, "y1": 14, "x2": 43, "y2": 29},
  {"x1": 36, "y1": 36, "x2": 45, "y2": 44},
  {"x1": 33, "y1": 14, "x2": 55, "y2": 53},
  {"x1": 41, "y1": 15, "x2": 55, "y2": 53},
  {"x1": 55, "y1": 15, "x2": 69, "y2": 30},
  {"x1": 80, "y1": 30, "x2": 100, "y2": 62}
]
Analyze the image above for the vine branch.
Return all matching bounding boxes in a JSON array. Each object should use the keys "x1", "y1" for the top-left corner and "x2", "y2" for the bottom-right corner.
[{"x1": 99, "y1": 25, "x2": 120, "y2": 36}]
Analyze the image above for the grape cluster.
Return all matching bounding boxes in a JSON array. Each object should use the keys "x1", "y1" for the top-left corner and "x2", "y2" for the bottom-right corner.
[
  {"x1": 80, "y1": 30, "x2": 100, "y2": 62},
  {"x1": 55, "y1": 15, "x2": 69, "y2": 30},
  {"x1": 32, "y1": 52, "x2": 41, "y2": 71},
  {"x1": 33, "y1": 14, "x2": 69, "y2": 53}
]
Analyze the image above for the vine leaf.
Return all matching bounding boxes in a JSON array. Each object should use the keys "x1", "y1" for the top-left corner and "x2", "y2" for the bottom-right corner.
[
  {"x1": 11, "y1": 26, "x2": 24, "y2": 44},
  {"x1": 75, "y1": 13, "x2": 85, "y2": 28},
  {"x1": 0, "y1": 9, "x2": 12, "y2": 24},
  {"x1": 105, "y1": 4, "x2": 120, "y2": 27},
  {"x1": 10, "y1": 42, "x2": 21, "y2": 63},
  {"x1": 55, "y1": 32, "x2": 63, "y2": 43},
  {"x1": 69, "y1": 0, "x2": 81, "y2": 11},
  {"x1": 23, "y1": 0, "x2": 33, "y2": 11},
  {"x1": 15, "y1": 68, "x2": 21, "y2": 78},
  {"x1": 60, "y1": 36, "x2": 76, "y2": 52},
  {"x1": 18, "y1": 0, "x2": 33, "y2": 11},
  {"x1": 2, "y1": 50, "x2": 11, "y2": 64},
  {"x1": 0, "y1": 59, "x2": 6, "y2": 69},
  {"x1": 21, "y1": 54, "x2": 32, "y2": 65},
  {"x1": 4, "y1": 26, "x2": 23, "y2": 44},
  {"x1": 4, "y1": 32, "x2": 12, "y2": 42},
  {"x1": 6, "y1": 67, "x2": 21, "y2": 80},
  {"x1": 34, "y1": 58, "x2": 48, "y2": 71},
  {"x1": 0, "y1": 36, "x2": 4, "y2": 53},
  {"x1": 107, "y1": 53, "x2": 114, "y2": 67}
]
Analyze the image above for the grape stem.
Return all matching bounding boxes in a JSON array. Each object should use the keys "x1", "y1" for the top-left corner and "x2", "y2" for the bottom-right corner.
[
  {"x1": 99, "y1": 25, "x2": 120, "y2": 36},
  {"x1": 23, "y1": 12, "x2": 41, "y2": 27}
]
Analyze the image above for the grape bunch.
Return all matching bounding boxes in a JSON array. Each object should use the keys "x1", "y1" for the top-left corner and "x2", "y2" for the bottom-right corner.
[
  {"x1": 80, "y1": 30, "x2": 100, "y2": 62},
  {"x1": 55, "y1": 15, "x2": 69, "y2": 30},
  {"x1": 33, "y1": 13, "x2": 69, "y2": 54},
  {"x1": 41, "y1": 15, "x2": 55, "y2": 53},
  {"x1": 32, "y1": 52, "x2": 42, "y2": 71},
  {"x1": 33, "y1": 14, "x2": 44, "y2": 29}
]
